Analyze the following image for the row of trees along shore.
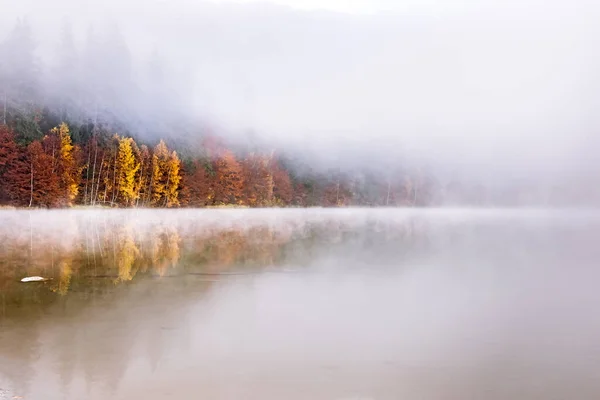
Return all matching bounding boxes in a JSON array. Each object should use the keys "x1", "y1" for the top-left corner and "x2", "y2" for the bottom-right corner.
[
  {"x1": 0, "y1": 122, "x2": 435, "y2": 208},
  {"x1": 0, "y1": 18, "x2": 440, "y2": 209},
  {"x1": 0, "y1": 18, "x2": 594, "y2": 208}
]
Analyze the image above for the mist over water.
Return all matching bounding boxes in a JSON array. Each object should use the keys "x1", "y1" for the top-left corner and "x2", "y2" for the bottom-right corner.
[{"x1": 2, "y1": 208, "x2": 600, "y2": 399}]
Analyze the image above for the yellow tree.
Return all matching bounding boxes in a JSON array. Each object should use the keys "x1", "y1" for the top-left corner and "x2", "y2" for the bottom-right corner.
[
  {"x1": 56, "y1": 261, "x2": 73, "y2": 296},
  {"x1": 115, "y1": 225, "x2": 140, "y2": 282},
  {"x1": 134, "y1": 144, "x2": 152, "y2": 206},
  {"x1": 165, "y1": 150, "x2": 181, "y2": 207},
  {"x1": 51, "y1": 123, "x2": 80, "y2": 205},
  {"x1": 116, "y1": 136, "x2": 140, "y2": 206},
  {"x1": 151, "y1": 140, "x2": 169, "y2": 206}
]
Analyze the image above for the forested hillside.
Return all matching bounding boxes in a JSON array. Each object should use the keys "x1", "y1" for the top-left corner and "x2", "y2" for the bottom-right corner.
[
  {"x1": 0, "y1": 19, "x2": 442, "y2": 208},
  {"x1": 0, "y1": 122, "x2": 441, "y2": 208},
  {"x1": 0, "y1": 18, "x2": 593, "y2": 208}
]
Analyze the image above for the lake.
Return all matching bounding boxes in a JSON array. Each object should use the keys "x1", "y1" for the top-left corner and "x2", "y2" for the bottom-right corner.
[{"x1": 1, "y1": 208, "x2": 600, "y2": 400}]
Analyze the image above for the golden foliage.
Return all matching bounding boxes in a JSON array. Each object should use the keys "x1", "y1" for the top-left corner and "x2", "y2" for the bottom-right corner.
[
  {"x1": 51, "y1": 123, "x2": 80, "y2": 205},
  {"x1": 115, "y1": 225, "x2": 140, "y2": 282},
  {"x1": 150, "y1": 140, "x2": 182, "y2": 207},
  {"x1": 165, "y1": 151, "x2": 181, "y2": 207},
  {"x1": 51, "y1": 260, "x2": 73, "y2": 296},
  {"x1": 151, "y1": 140, "x2": 169, "y2": 206},
  {"x1": 117, "y1": 137, "x2": 141, "y2": 206}
]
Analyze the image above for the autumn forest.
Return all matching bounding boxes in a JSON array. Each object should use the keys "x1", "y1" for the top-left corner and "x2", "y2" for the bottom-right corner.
[
  {"x1": 1, "y1": 18, "x2": 589, "y2": 209},
  {"x1": 0, "y1": 19, "x2": 441, "y2": 209}
]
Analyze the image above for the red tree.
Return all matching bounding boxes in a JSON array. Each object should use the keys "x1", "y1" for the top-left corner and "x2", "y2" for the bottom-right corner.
[
  {"x1": 293, "y1": 182, "x2": 308, "y2": 207},
  {"x1": 271, "y1": 160, "x2": 293, "y2": 205},
  {"x1": 213, "y1": 149, "x2": 244, "y2": 205},
  {"x1": 184, "y1": 160, "x2": 214, "y2": 207},
  {"x1": 241, "y1": 154, "x2": 273, "y2": 207},
  {"x1": 4, "y1": 141, "x2": 61, "y2": 207}
]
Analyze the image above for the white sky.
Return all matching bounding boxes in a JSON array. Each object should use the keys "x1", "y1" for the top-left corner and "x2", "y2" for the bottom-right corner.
[
  {"x1": 213, "y1": 0, "x2": 411, "y2": 14},
  {"x1": 1, "y1": 0, "x2": 599, "y2": 178}
]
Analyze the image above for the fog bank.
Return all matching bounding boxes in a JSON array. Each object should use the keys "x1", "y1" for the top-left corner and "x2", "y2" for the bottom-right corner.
[{"x1": 1, "y1": 0, "x2": 599, "y2": 183}]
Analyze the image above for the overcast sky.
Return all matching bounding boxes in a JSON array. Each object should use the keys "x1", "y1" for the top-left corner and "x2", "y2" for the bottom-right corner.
[
  {"x1": 1, "y1": 0, "x2": 599, "y2": 180},
  {"x1": 212, "y1": 0, "x2": 430, "y2": 14}
]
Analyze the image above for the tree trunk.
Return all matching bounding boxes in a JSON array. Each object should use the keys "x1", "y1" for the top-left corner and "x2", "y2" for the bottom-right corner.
[
  {"x1": 163, "y1": 165, "x2": 172, "y2": 207},
  {"x1": 29, "y1": 160, "x2": 33, "y2": 208},
  {"x1": 83, "y1": 142, "x2": 92, "y2": 205},
  {"x1": 111, "y1": 150, "x2": 118, "y2": 204},
  {"x1": 136, "y1": 161, "x2": 144, "y2": 208},
  {"x1": 94, "y1": 154, "x2": 104, "y2": 205},
  {"x1": 90, "y1": 139, "x2": 98, "y2": 205}
]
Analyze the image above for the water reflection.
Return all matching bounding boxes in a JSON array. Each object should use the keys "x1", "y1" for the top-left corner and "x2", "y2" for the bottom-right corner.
[{"x1": 1, "y1": 208, "x2": 600, "y2": 399}]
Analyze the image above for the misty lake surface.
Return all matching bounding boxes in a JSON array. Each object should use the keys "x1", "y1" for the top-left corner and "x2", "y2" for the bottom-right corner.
[{"x1": 2, "y1": 208, "x2": 600, "y2": 400}]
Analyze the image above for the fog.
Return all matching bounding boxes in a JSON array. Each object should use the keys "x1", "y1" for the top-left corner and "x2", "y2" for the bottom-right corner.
[{"x1": 1, "y1": 0, "x2": 599, "y2": 182}]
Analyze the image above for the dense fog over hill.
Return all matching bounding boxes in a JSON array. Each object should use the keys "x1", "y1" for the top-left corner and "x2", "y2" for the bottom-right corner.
[{"x1": 0, "y1": 0, "x2": 599, "y2": 206}]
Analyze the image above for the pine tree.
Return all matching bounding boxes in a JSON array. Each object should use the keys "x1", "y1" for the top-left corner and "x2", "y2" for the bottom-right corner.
[
  {"x1": 53, "y1": 21, "x2": 80, "y2": 122},
  {"x1": 2, "y1": 19, "x2": 42, "y2": 143}
]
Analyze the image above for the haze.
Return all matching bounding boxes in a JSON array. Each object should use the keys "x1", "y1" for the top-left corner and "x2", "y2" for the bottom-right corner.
[{"x1": 1, "y1": 0, "x2": 599, "y2": 183}]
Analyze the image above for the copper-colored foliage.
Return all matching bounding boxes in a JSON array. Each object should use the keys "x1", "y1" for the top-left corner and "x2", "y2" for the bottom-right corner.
[
  {"x1": 184, "y1": 160, "x2": 213, "y2": 207},
  {"x1": 0, "y1": 122, "x2": 447, "y2": 208},
  {"x1": 0, "y1": 125, "x2": 17, "y2": 202},
  {"x1": 241, "y1": 154, "x2": 273, "y2": 207},
  {"x1": 3, "y1": 140, "x2": 62, "y2": 207},
  {"x1": 212, "y1": 149, "x2": 244, "y2": 205},
  {"x1": 271, "y1": 159, "x2": 293, "y2": 205}
]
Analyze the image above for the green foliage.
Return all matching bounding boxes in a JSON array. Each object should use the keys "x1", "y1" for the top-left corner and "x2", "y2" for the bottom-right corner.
[
  {"x1": 38, "y1": 107, "x2": 62, "y2": 135},
  {"x1": 13, "y1": 112, "x2": 42, "y2": 145}
]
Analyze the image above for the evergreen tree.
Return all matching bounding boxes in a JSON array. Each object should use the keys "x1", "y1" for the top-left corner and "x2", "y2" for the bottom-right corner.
[{"x1": 2, "y1": 19, "x2": 42, "y2": 142}]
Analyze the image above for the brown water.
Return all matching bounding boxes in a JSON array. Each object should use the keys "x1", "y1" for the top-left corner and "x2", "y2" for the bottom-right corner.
[{"x1": 1, "y1": 208, "x2": 600, "y2": 400}]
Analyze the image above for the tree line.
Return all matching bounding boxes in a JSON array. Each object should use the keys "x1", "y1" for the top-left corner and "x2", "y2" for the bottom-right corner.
[
  {"x1": 0, "y1": 123, "x2": 176, "y2": 207},
  {"x1": 0, "y1": 18, "x2": 447, "y2": 208},
  {"x1": 0, "y1": 18, "x2": 595, "y2": 208},
  {"x1": 0, "y1": 121, "x2": 437, "y2": 208}
]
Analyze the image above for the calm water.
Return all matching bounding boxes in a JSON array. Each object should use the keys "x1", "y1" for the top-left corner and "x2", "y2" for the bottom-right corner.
[{"x1": 1, "y1": 208, "x2": 600, "y2": 400}]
